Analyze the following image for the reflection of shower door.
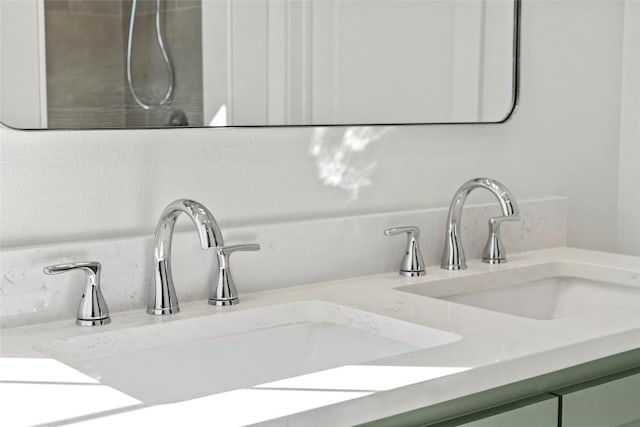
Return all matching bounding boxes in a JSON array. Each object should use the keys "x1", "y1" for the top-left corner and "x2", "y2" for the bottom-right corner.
[
  {"x1": 202, "y1": 0, "x2": 311, "y2": 127},
  {"x1": 201, "y1": 0, "x2": 515, "y2": 127},
  {"x1": 0, "y1": 0, "x2": 47, "y2": 128},
  {"x1": 311, "y1": 0, "x2": 514, "y2": 124}
]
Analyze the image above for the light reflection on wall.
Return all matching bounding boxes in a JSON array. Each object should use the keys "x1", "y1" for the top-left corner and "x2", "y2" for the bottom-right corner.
[
  {"x1": 310, "y1": 127, "x2": 393, "y2": 199},
  {"x1": 209, "y1": 105, "x2": 228, "y2": 127}
]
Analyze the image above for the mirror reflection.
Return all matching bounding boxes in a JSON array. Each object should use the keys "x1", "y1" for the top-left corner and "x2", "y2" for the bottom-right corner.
[{"x1": 0, "y1": 0, "x2": 518, "y2": 129}]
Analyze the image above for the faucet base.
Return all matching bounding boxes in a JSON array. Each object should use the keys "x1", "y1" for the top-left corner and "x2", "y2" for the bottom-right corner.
[
  {"x1": 208, "y1": 298, "x2": 239, "y2": 307},
  {"x1": 76, "y1": 317, "x2": 111, "y2": 327},
  {"x1": 441, "y1": 263, "x2": 466, "y2": 271},
  {"x1": 147, "y1": 306, "x2": 180, "y2": 315},
  {"x1": 400, "y1": 270, "x2": 426, "y2": 277},
  {"x1": 483, "y1": 257, "x2": 507, "y2": 264}
]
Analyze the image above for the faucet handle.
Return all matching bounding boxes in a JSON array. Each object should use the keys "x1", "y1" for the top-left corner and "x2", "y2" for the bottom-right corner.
[
  {"x1": 209, "y1": 243, "x2": 260, "y2": 306},
  {"x1": 218, "y1": 243, "x2": 260, "y2": 256},
  {"x1": 43, "y1": 261, "x2": 111, "y2": 326},
  {"x1": 482, "y1": 215, "x2": 521, "y2": 264},
  {"x1": 384, "y1": 226, "x2": 426, "y2": 277}
]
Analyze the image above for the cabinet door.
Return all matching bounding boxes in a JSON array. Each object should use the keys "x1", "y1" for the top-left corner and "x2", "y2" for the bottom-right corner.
[
  {"x1": 428, "y1": 394, "x2": 558, "y2": 427},
  {"x1": 554, "y1": 368, "x2": 640, "y2": 427}
]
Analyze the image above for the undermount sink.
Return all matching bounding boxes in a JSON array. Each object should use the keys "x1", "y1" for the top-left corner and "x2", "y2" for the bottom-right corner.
[
  {"x1": 400, "y1": 275, "x2": 640, "y2": 320},
  {"x1": 35, "y1": 301, "x2": 460, "y2": 404}
]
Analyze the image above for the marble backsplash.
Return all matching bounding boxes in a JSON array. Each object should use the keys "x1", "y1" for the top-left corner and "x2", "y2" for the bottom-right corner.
[{"x1": 0, "y1": 197, "x2": 566, "y2": 328}]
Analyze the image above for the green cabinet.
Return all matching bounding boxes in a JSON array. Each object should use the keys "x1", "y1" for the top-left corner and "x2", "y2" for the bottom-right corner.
[
  {"x1": 361, "y1": 350, "x2": 640, "y2": 427},
  {"x1": 428, "y1": 367, "x2": 640, "y2": 427},
  {"x1": 427, "y1": 394, "x2": 558, "y2": 427},
  {"x1": 553, "y1": 368, "x2": 640, "y2": 427}
]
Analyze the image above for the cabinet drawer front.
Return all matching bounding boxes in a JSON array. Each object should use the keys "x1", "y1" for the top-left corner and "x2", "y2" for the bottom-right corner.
[
  {"x1": 456, "y1": 397, "x2": 558, "y2": 427},
  {"x1": 557, "y1": 371, "x2": 640, "y2": 427},
  {"x1": 427, "y1": 395, "x2": 558, "y2": 427}
]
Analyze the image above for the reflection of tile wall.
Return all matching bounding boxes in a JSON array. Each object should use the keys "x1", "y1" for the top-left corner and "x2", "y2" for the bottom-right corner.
[
  {"x1": 45, "y1": 0, "x2": 126, "y2": 128},
  {"x1": 45, "y1": 0, "x2": 203, "y2": 128},
  {"x1": 123, "y1": 0, "x2": 203, "y2": 127}
]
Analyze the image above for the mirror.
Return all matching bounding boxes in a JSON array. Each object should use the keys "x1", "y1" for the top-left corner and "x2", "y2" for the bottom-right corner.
[{"x1": 0, "y1": 0, "x2": 519, "y2": 129}]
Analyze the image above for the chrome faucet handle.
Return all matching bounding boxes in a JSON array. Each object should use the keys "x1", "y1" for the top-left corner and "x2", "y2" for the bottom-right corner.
[
  {"x1": 384, "y1": 226, "x2": 426, "y2": 277},
  {"x1": 482, "y1": 215, "x2": 521, "y2": 264},
  {"x1": 43, "y1": 261, "x2": 111, "y2": 327},
  {"x1": 209, "y1": 243, "x2": 260, "y2": 306}
]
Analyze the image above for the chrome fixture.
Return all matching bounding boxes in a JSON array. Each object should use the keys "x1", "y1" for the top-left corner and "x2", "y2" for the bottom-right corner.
[
  {"x1": 384, "y1": 226, "x2": 426, "y2": 277},
  {"x1": 149, "y1": 199, "x2": 259, "y2": 315},
  {"x1": 213, "y1": 243, "x2": 260, "y2": 306},
  {"x1": 43, "y1": 261, "x2": 111, "y2": 326},
  {"x1": 441, "y1": 178, "x2": 520, "y2": 270},
  {"x1": 482, "y1": 215, "x2": 519, "y2": 265},
  {"x1": 127, "y1": 0, "x2": 174, "y2": 109}
]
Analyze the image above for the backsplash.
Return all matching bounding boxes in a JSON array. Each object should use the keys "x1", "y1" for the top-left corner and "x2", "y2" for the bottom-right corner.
[{"x1": 0, "y1": 197, "x2": 566, "y2": 328}]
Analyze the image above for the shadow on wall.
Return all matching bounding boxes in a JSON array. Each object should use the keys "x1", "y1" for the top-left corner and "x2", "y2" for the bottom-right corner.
[{"x1": 310, "y1": 127, "x2": 393, "y2": 200}]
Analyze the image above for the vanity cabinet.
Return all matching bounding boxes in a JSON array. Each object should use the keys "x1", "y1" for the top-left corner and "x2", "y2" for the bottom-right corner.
[
  {"x1": 431, "y1": 367, "x2": 640, "y2": 427},
  {"x1": 553, "y1": 367, "x2": 640, "y2": 427},
  {"x1": 426, "y1": 394, "x2": 558, "y2": 427},
  {"x1": 362, "y1": 350, "x2": 640, "y2": 427}
]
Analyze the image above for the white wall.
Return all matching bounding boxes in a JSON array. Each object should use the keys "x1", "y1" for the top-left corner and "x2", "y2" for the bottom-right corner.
[
  {"x1": 617, "y1": 0, "x2": 640, "y2": 256},
  {"x1": 0, "y1": 1, "x2": 625, "y2": 256}
]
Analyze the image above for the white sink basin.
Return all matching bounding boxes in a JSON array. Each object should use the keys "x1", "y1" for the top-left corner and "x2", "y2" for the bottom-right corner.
[
  {"x1": 36, "y1": 301, "x2": 459, "y2": 404},
  {"x1": 401, "y1": 276, "x2": 640, "y2": 320}
]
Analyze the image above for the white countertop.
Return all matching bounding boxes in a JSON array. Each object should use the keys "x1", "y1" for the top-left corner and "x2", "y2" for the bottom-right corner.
[{"x1": 2, "y1": 247, "x2": 640, "y2": 426}]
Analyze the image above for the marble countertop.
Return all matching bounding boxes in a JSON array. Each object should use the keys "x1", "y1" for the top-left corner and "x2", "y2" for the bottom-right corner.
[{"x1": 2, "y1": 247, "x2": 640, "y2": 426}]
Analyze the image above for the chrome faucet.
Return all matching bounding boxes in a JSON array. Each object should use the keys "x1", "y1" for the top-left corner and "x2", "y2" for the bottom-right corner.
[
  {"x1": 441, "y1": 178, "x2": 520, "y2": 270},
  {"x1": 44, "y1": 261, "x2": 111, "y2": 326},
  {"x1": 384, "y1": 226, "x2": 426, "y2": 276},
  {"x1": 148, "y1": 199, "x2": 259, "y2": 315}
]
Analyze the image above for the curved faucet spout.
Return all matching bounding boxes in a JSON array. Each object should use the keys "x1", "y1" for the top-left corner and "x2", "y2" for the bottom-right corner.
[
  {"x1": 155, "y1": 199, "x2": 224, "y2": 253},
  {"x1": 441, "y1": 178, "x2": 520, "y2": 270},
  {"x1": 148, "y1": 199, "x2": 224, "y2": 315}
]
